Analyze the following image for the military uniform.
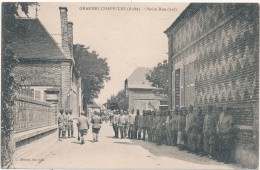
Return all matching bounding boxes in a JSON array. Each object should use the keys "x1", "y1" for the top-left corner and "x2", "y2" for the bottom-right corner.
[
  {"x1": 77, "y1": 114, "x2": 90, "y2": 144},
  {"x1": 58, "y1": 111, "x2": 64, "y2": 140},
  {"x1": 155, "y1": 114, "x2": 162, "y2": 145},
  {"x1": 68, "y1": 110, "x2": 74, "y2": 138},
  {"x1": 134, "y1": 112, "x2": 140, "y2": 139},
  {"x1": 112, "y1": 113, "x2": 119, "y2": 138},
  {"x1": 165, "y1": 113, "x2": 172, "y2": 145},
  {"x1": 91, "y1": 114, "x2": 102, "y2": 142},
  {"x1": 185, "y1": 109, "x2": 195, "y2": 152},
  {"x1": 62, "y1": 111, "x2": 69, "y2": 138},
  {"x1": 193, "y1": 108, "x2": 204, "y2": 154},
  {"x1": 118, "y1": 113, "x2": 127, "y2": 139},
  {"x1": 216, "y1": 109, "x2": 234, "y2": 163},
  {"x1": 138, "y1": 113, "x2": 147, "y2": 140},
  {"x1": 203, "y1": 109, "x2": 217, "y2": 158},
  {"x1": 170, "y1": 113, "x2": 178, "y2": 146}
]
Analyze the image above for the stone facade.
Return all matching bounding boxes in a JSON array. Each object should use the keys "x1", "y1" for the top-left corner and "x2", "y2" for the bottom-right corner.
[{"x1": 165, "y1": 3, "x2": 259, "y2": 168}]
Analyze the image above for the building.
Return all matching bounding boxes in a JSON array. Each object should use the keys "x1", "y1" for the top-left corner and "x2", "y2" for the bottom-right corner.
[
  {"x1": 165, "y1": 3, "x2": 259, "y2": 168},
  {"x1": 125, "y1": 67, "x2": 166, "y2": 112},
  {"x1": 87, "y1": 101, "x2": 101, "y2": 118},
  {"x1": 11, "y1": 7, "x2": 82, "y2": 118}
]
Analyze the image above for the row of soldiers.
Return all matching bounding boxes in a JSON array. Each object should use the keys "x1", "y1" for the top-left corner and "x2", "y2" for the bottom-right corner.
[
  {"x1": 111, "y1": 105, "x2": 234, "y2": 164},
  {"x1": 57, "y1": 109, "x2": 75, "y2": 140}
]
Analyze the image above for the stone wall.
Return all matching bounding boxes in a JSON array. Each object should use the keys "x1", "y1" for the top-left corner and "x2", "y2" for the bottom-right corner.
[{"x1": 166, "y1": 3, "x2": 259, "y2": 168}]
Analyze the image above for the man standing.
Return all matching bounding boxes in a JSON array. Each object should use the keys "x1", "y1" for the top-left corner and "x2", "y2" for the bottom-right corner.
[
  {"x1": 76, "y1": 111, "x2": 90, "y2": 144},
  {"x1": 58, "y1": 109, "x2": 64, "y2": 141},
  {"x1": 68, "y1": 110, "x2": 74, "y2": 138},
  {"x1": 177, "y1": 108, "x2": 186, "y2": 150},
  {"x1": 155, "y1": 111, "x2": 162, "y2": 145},
  {"x1": 62, "y1": 110, "x2": 69, "y2": 138},
  {"x1": 118, "y1": 110, "x2": 127, "y2": 139},
  {"x1": 124, "y1": 111, "x2": 129, "y2": 138},
  {"x1": 193, "y1": 107, "x2": 204, "y2": 155},
  {"x1": 128, "y1": 109, "x2": 135, "y2": 139},
  {"x1": 216, "y1": 106, "x2": 234, "y2": 163},
  {"x1": 138, "y1": 110, "x2": 147, "y2": 141},
  {"x1": 170, "y1": 109, "x2": 178, "y2": 146},
  {"x1": 134, "y1": 110, "x2": 140, "y2": 139},
  {"x1": 91, "y1": 112, "x2": 102, "y2": 142},
  {"x1": 165, "y1": 110, "x2": 172, "y2": 146},
  {"x1": 203, "y1": 105, "x2": 217, "y2": 159},
  {"x1": 112, "y1": 110, "x2": 119, "y2": 138},
  {"x1": 185, "y1": 105, "x2": 195, "y2": 153}
]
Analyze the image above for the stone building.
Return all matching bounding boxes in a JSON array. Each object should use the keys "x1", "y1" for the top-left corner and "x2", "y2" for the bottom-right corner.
[
  {"x1": 165, "y1": 3, "x2": 259, "y2": 167},
  {"x1": 125, "y1": 67, "x2": 166, "y2": 112},
  {"x1": 11, "y1": 7, "x2": 82, "y2": 118}
]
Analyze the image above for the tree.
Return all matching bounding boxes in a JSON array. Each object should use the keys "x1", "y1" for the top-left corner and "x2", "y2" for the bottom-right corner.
[
  {"x1": 146, "y1": 59, "x2": 168, "y2": 94},
  {"x1": 107, "y1": 90, "x2": 127, "y2": 110},
  {"x1": 2, "y1": 3, "x2": 37, "y2": 168},
  {"x1": 73, "y1": 44, "x2": 110, "y2": 109}
]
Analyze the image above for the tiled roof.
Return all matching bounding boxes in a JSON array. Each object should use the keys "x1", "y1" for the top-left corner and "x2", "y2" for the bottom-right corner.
[
  {"x1": 10, "y1": 18, "x2": 66, "y2": 60},
  {"x1": 126, "y1": 67, "x2": 159, "y2": 89}
]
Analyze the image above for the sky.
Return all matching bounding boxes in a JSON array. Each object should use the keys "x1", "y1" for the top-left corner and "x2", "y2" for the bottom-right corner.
[{"x1": 26, "y1": 2, "x2": 188, "y2": 105}]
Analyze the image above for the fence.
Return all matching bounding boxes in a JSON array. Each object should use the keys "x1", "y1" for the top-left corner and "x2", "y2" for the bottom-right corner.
[{"x1": 14, "y1": 90, "x2": 57, "y2": 134}]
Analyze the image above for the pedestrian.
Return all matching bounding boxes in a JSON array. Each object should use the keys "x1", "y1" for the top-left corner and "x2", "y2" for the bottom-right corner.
[
  {"x1": 193, "y1": 107, "x2": 204, "y2": 155},
  {"x1": 62, "y1": 110, "x2": 69, "y2": 138},
  {"x1": 58, "y1": 109, "x2": 64, "y2": 141},
  {"x1": 146, "y1": 110, "x2": 153, "y2": 142},
  {"x1": 203, "y1": 105, "x2": 217, "y2": 159},
  {"x1": 161, "y1": 110, "x2": 167, "y2": 145},
  {"x1": 128, "y1": 109, "x2": 135, "y2": 139},
  {"x1": 112, "y1": 110, "x2": 119, "y2": 138},
  {"x1": 170, "y1": 109, "x2": 178, "y2": 146},
  {"x1": 151, "y1": 110, "x2": 157, "y2": 143},
  {"x1": 177, "y1": 108, "x2": 186, "y2": 150},
  {"x1": 138, "y1": 110, "x2": 147, "y2": 140},
  {"x1": 165, "y1": 110, "x2": 172, "y2": 146},
  {"x1": 185, "y1": 105, "x2": 195, "y2": 153},
  {"x1": 67, "y1": 110, "x2": 74, "y2": 138},
  {"x1": 118, "y1": 110, "x2": 127, "y2": 139},
  {"x1": 216, "y1": 106, "x2": 234, "y2": 163},
  {"x1": 124, "y1": 111, "x2": 129, "y2": 138},
  {"x1": 91, "y1": 112, "x2": 102, "y2": 142},
  {"x1": 134, "y1": 110, "x2": 140, "y2": 139},
  {"x1": 155, "y1": 111, "x2": 162, "y2": 146},
  {"x1": 76, "y1": 111, "x2": 90, "y2": 144}
]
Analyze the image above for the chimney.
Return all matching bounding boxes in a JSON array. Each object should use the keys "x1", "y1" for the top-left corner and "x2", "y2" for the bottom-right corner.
[
  {"x1": 59, "y1": 7, "x2": 70, "y2": 58},
  {"x1": 67, "y1": 22, "x2": 73, "y2": 58}
]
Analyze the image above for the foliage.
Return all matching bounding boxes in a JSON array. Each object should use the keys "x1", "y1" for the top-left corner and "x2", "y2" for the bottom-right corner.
[
  {"x1": 73, "y1": 44, "x2": 110, "y2": 107},
  {"x1": 1, "y1": 2, "x2": 37, "y2": 167},
  {"x1": 107, "y1": 90, "x2": 127, "y2": 110},
  {"x1": 146, "y1": 59, "x2": 168, "y2": 94}
]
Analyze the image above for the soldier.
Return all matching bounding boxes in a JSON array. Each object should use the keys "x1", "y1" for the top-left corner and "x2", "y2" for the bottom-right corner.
[
  {"x1": 170, "y1": 109, "x2": 178, "y2": 146},
  {"x1": 62, "y1": 110, "x2": 69, "y2": 138},
  {"x1": 193, "y1": 107, "x2": 204, "y2": 155},
  {"x1": 58, "y1": 109, "x2": 64, "y2": 141},
  {"x1": 134, "y1": 110, "x2": 140, "y2": 139},
  {"x1": 155, "y1": 111, "x2": 162, "y2": 145},
  {"x1": 151, "y1": 110, "x2": 157, "y2": 143},
  {"x1": 161, "y1": 110, "x2": 167, "y2": 145},
  {"x1": 128, "y1": 109, "x2": 135, "y2": 139},
  {"x1": 76, "y1": 111, "x2": 90, "y2": 144},
  {"x1": 177, "y1": 108, "x2": 186, "y2": 150},
  {"x1": 203, "y1": 105, "x2": 217, "y2": 159},
  {"x1": 185, "y1": 105, "x2": 195, "y2": 153},
  {"x1": 118, "y1": 110, "x2": 127, "y2": 139},
  {"x1": 112, "y1": 110, "x2": 119, "y2": 138},
  {"x1": 165, "y1": 110, "x2": 172, "y2": 146},
  {"x1": 138, "y1": 110, "x2": 147, "y2": 141},
  {"x1": 91, "y1": 112, "x2": 102, "y2": 142},
  {"x1": 146, "y1": 110, "x2": 152, "y2": 142},
  {"x1": 216, "y1": 106, "x2": 234, "y2": 163},
  {"x1": 125, "y1": 111, "x2": 130, "y2": 138},
  {"x1": 68, "y1": 110, "x2": 74, "y2": 138}
]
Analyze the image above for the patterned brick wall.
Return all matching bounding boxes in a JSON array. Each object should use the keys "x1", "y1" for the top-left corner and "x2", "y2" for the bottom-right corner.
[
  {"x1": 166, "y1": 4, "x2": 259, "y2": 167},
  {"x1": 61, "y1": 62, "x2": 71, "y2": 110}
]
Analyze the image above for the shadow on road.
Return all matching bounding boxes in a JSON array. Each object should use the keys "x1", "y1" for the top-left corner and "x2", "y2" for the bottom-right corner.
[{"x1": 123, "y1": 138, "x2": 238, "y2": 168}]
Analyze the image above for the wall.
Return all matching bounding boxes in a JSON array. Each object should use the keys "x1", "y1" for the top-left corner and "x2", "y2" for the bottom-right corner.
[
  {"x1": 167, "y1": 4, "x2": 259, "y2": 168},
  {"x1": 128, "y1": 89, "x2": 163, "y2": 112}
]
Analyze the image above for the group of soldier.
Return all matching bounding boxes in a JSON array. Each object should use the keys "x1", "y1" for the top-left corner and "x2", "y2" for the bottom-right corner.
[
  {"x1": 57, "y1": 109, "x2": 74, "y2": 140},
  {"x1": 58, "y1": 109, "x2": 102, "y2": 144},
  {"x1": 111, "y1": 105, "x2": 234, "y2": 164}
]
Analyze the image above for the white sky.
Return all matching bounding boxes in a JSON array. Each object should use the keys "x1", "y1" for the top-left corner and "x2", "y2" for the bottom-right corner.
[{"x1": 26, "y1": 2, "x2": 188, "y2": 105}]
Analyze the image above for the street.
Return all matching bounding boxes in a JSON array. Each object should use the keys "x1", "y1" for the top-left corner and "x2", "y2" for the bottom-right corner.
[{"x1": 14, "y1": 122, "x2": 238, "y2": 169}]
